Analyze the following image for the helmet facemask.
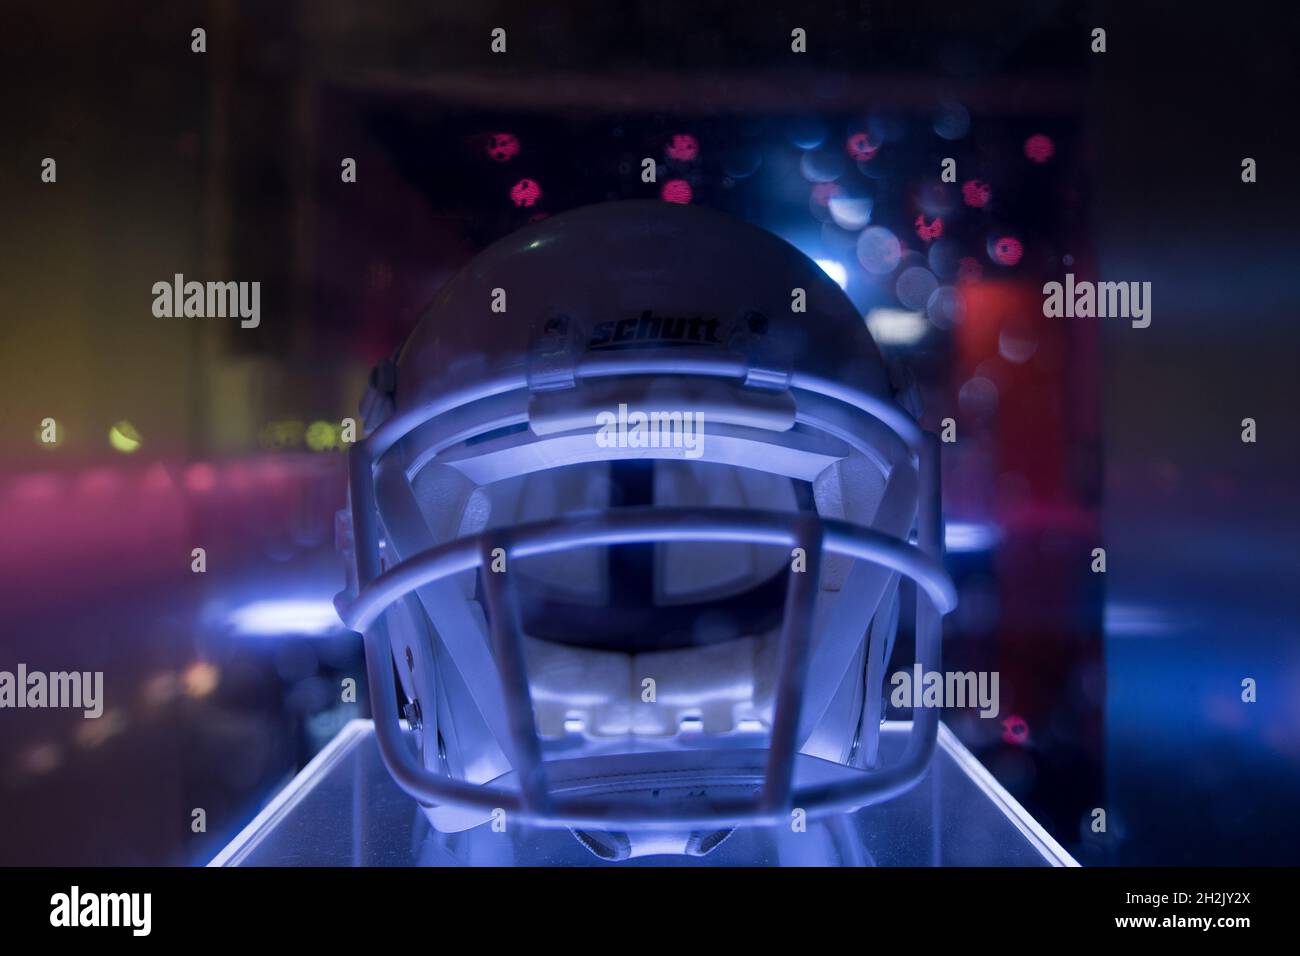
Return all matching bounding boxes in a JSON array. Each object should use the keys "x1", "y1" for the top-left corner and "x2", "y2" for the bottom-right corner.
[{"x1": 341, "y1": 362, "x2": 951, "y2": 857}]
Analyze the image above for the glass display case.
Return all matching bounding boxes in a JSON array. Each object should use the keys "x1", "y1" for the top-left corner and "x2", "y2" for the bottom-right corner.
[{"x1": 211, "y1": 720, "x2": 1077, "y2": 867}]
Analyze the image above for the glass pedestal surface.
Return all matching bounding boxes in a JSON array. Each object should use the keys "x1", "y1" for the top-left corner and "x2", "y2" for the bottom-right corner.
[{"x1": 210, "y1": 720, "x2": 1078, "y2": 867}]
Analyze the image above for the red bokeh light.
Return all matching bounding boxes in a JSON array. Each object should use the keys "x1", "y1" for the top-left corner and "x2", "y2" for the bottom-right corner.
[
  {"x1": 76, "y1": 467, "x2": 121, "y2": 498},
  {"x1": 660, "y1": 179, "x2": 693, "y2": 204},
  {"x1": 183, "y1": 462, "x2": 217, "y2": 494},
  {"x1": 1024, "y1": 134, "x2": 1055, "y2": 163},
  {"x1": 992, "y1": 236, "x2": 1024, "y2": 266},
  {"x1": 961, "y1": 179, "x2": 991, "y2": 208},
  {"x1": 142, "y1": 463, "x2": 173, "y2": 492},
  {"x1": 914, "y1": 214, "x2": 943, "y2": 241},
  {"x1": 1001, "y1": 715, "x2": 1031, "y2": 746},
  {"x1": 485, "y1": 132, "x2": 520, "y2": 162},
  {"x1": 11, "y1": 473, "x2": 63, "y2": 502},
  {"x1": 509, "y1": 178, "x2": 542, "y2": 207},
  {"x1": 665, "y1": 133, "x2": 699, "y2": 161},
  {"x1": 845, "y1": 131, "x2": 877, "y2": 161}
]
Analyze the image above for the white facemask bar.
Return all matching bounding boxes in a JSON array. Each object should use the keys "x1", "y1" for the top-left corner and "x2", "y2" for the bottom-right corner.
[{"x1": 338, "y1": 348, "x2": 956, "y2": 830}]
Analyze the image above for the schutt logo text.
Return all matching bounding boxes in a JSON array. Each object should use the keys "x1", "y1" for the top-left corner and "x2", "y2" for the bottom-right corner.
[{"x1": 588, "y1": 310, "x2": 723, "y2": 350}]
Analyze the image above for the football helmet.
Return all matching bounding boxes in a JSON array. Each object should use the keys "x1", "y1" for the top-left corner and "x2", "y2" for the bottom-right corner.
[{"x1": 336, "y1": 200, "x2": 956, "y2": 859}]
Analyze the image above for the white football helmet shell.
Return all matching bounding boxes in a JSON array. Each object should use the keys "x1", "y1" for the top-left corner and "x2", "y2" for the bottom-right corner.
[{"x1": 337, "y1": 200, "x2": 955, "y2": 848}]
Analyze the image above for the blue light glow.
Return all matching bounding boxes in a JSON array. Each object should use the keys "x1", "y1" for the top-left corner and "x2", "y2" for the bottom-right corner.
[
  {"x1": 944, "y1": 521, "x2": 1001, "y2": 553},
  {"x1": 815, "y1": 258, "x2": 849, "y2": 290},
  {"x1": 1104, "y1": 602, "x2": 1177, "y2": 637},
  {"x1": 866, "y1": 308, "x2": 928, "y2": 346},
  {"x1": 228, "y1": 599, "x2": 344, "y2": 637}
]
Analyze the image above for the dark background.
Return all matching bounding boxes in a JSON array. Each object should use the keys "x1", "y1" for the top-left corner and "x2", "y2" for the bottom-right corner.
[{"x1": 0, "y1": 0, "x2": 1296, "y2": 866}]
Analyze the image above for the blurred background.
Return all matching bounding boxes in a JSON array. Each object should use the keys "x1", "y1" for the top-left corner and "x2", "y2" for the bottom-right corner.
[{"x1": 1, "y1": 0, "x2": 1296, "y2": 866}]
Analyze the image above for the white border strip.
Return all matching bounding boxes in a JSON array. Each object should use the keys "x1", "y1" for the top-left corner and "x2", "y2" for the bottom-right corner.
[{"x1": 937, "y1": 722, "x2": 1080, "y2": 867}]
